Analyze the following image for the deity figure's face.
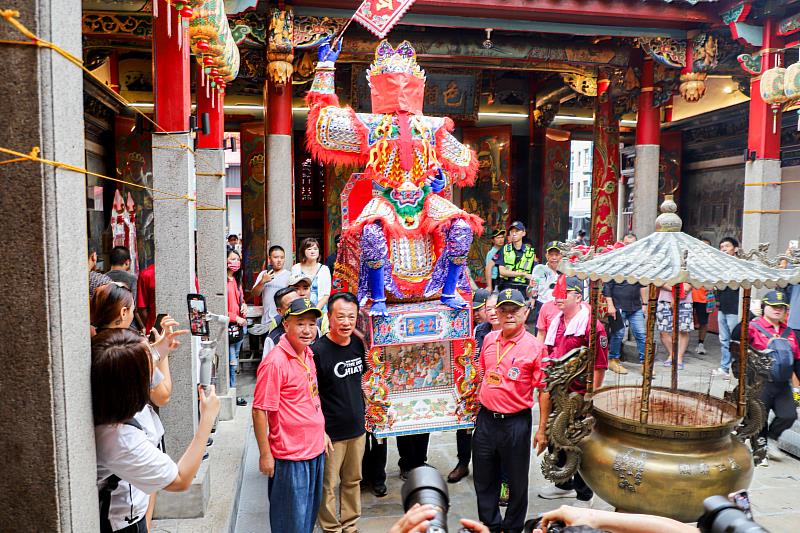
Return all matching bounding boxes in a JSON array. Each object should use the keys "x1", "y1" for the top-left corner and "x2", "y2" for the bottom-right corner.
[{"x1": 367, "y1": 41, "x2": 426, "y2": 115}]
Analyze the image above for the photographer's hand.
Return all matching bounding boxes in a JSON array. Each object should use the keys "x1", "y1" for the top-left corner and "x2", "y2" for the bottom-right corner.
[
  {"x1": 459, "y1": 518, "x2": 490, "y2": 533},
  {"x1": 151, "y1": 315, "x2": 189, "y2": 356},
  {"x1": 537, "y1": 505, "x2": 699, "y2": 533},
  {"x1": 388, "y1": 504, "x2": 437, "y2": 533}
]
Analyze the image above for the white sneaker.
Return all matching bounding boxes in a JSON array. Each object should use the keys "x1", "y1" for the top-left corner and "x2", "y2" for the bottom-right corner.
[
  {"x1": 696, "y1": 343, "x2": 706, "y2": 354},
  {"x1": 757, "y1": 456, "x2": 769, "y2": 467},
  {"x1": 768, "y1": 441, "x2": 786, "y2": 461},
  {"x1": 573, "y1": 497, "x2": 594, "y2": 508},
  {"x1": 711, "y1": 368, "x2": 729, "y2": 379},
  {"x1": 537, "y1": 485, "x2": 577, "y2": 499}
]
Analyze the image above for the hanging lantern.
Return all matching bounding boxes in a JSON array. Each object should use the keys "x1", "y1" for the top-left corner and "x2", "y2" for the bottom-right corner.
[
  {"x1": 761, "y1": 65, "x2": 788, "y2": 134},
  {"x1": 784, "y1": 48, "x2": 800, "y2": 130}
]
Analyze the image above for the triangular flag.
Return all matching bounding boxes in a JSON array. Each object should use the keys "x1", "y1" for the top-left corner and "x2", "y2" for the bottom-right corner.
[
  {"x1": 353, "y1": 0, "x2": 418, "y2": 39},
  {"x1": 552, "y1": 274, "x2": 567, "y2": 300}
]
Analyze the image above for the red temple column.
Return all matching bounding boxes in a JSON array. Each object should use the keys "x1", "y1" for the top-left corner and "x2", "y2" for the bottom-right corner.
[
  {"x1": 152, "y1": 0, "x2": 190, "y2": 132},
  {"x1": 743, "y1": 18, "x2": 784, "y2": 251},
  {"x1": 632, "y1": 56, "x2": 661, "y2": 237},
  {"x1": 590, "y1": 75, "x2": 620, "y2": 247},
  {"x1": 196, "y1": 63, "x2": 225, "y2": 149}
]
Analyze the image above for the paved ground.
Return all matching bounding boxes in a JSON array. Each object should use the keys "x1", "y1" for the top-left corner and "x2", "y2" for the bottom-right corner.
[{"x1": 160, "y1": 330, "x2": 800, "y2": 532}]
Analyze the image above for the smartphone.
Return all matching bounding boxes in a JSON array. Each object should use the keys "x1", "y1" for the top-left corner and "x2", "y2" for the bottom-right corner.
[
  {"x1": 728, "y1": 489, "x2": 753, "y2": 520},
  {"x1": 148, "y1": 313, "x2": 168, "y2": 343},
  {"x1": 187, "y1": 293, "x2": 209, "y2": 337}
]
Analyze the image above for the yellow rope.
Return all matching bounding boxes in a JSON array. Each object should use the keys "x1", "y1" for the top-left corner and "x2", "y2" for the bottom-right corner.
[
  {"x1": 0, "y1": 146, "x2": 225, "y2": 211},
  {"x1": 744, "y1": 180, "x2": 800, "y2": 186},
  {"x1": 0, "y1": 9, "x2": 196, "y2": 154},
  {"x1": 744, "y1": 209, "x2": 800, "y2": 214}
]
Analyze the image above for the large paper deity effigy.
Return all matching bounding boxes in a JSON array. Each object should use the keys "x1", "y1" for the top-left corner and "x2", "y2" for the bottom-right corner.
[{"x1": 306, "y1": 40, "x2": 483, "y2": 436}]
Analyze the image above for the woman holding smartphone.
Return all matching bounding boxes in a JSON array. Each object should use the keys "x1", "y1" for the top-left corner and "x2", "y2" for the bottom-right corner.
[{"x1": 93, "y1": 328, "x2": 219, "y2": 532}]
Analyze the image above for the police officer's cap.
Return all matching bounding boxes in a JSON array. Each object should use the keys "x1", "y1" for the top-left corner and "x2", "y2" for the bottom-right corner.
[{"x1": 509, "y1": 221, "x2": 526, "y2": 232}]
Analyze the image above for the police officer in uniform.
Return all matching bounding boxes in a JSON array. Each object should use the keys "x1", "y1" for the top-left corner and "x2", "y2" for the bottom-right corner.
[
  {"x1": 472, "y1": 289, "x2": 548, "y2": 533},
  {"x1": 493, "y1": 221, "x2": 537, "y2": 294}
]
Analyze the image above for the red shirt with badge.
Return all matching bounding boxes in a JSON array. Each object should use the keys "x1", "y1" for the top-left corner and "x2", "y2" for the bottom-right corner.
[
  {"x1": 546, "y1": 315, "x2": 609, "y2": 394},
  {"x1": 478, "y1": 327, "x2": 546, "y2": 414},
  {"x1": 252, "y1": 335, "x2": 326, "y2": 460}
]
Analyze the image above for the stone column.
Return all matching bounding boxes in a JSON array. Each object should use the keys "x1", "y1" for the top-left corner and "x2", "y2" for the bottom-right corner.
[
  {"x1": 0, "y1": 2, "x2": 97, "y2": 530},
  {"x1": 266, "y1": 7, "x2": 296, "y2": 257},
  {"x1": 633, "y1": 57, "x2": 661, "y2": 238},
  {"x1": 743, "y1": 19, "x2": 783, "y2": 252},
  {"x1": 196, "y1": 148, "x2": 235, "y2": 419},
  {"x1": 151, "y1": 1, "x2": 208, "y2": 518}
]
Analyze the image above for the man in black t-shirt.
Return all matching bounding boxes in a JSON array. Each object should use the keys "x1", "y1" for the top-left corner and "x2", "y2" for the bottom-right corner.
[{"x1": 312, "y1": 292, "x2": 366, "y2": 533}]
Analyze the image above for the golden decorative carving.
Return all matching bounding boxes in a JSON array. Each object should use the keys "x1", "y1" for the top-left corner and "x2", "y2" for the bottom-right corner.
[
  {"x1": 268, "y1": 7, "x2": 294, "y2": 86},
  {"x1": 561, "y1": 72, "x2": 597, "y2": 96},
  {"x1": 82, "y1": 12, "x2": 152, "y2": 37},
  {"x1": 679, "y1": 71, "x2": 707, "y2": 102}
]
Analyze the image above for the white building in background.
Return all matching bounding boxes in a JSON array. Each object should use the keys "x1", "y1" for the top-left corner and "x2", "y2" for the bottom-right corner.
[
  {"x1": 224, "y1": 132, "x2": 242, "y2": 238},
  {"x1": 569, "y1": 140, "x2": 592, "y2": 239}
]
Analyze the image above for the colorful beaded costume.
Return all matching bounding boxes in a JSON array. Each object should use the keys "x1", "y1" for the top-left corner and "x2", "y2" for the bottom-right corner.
[{"x1": 306, "y1": 40, "x2": 483, "y2": 315}]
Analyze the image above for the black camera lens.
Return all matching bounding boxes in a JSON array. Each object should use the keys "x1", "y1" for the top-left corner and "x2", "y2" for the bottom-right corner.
[
  {"x1": 698, "y1": 496, "x2": 769, "y2": 533},
  {"x1": 401, "y1": 465, "x2": 449, "y2": 532}
]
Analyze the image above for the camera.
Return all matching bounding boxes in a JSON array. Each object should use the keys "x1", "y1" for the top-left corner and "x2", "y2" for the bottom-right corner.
[
  {"x1": 400, "y1": 466, "x2": 481, "y2": 533},
  {"x1": 697, "y1": 495, "x2": 769, "y2": 533}
]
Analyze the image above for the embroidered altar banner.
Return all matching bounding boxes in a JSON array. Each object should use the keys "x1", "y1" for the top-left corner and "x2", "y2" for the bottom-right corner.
[
  {"x1": 460, "y1": 125, "x2": 512, "y2": 285},
  {"x1": 353, "y1": 0, "x2": 418, "y2": 39},
  {"x1": 360, "y1": 301, "x2": 479, "y2": 437},
  {"x1": 352, "y1": 66, "x2": 480, "y2": 122}
]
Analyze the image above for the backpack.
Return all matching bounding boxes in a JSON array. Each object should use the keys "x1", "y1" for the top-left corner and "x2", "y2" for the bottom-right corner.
[
  {"x1": 99, "y1": 418, "x2": 143, "y2": 533},
  {"x1": 752, "y1": 322, "x2": 795, "y2": 382}
]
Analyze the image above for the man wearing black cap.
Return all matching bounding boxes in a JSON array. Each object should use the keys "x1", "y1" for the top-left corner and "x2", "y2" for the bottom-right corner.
[
  {"x1": 448, "y1": 289, "x2": 491, "y2": 483},
  {"x1": 747, "y1": 290, "x2": 800, "y2": 463},
  {"x1": 494, "y1": 221, "x2": 537, "y2": 295},
  {"x1": 530, "y1": 241, "x2": 563, "y2": 332},
  {"x1": 485, "y1": 229, "x2": 507, "y2": 292},
  {"x1": 472, "y1": 289, "x2": 548, "y2": 533},
  {"x1": 252, "y1": 297, "x2": 333, "y2": 532}
]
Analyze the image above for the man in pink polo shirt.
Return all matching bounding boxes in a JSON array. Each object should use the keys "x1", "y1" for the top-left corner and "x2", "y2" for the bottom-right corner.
[
  {"x1": 252, "y1": 297, "x2": 333, "y2": 533},
  {"x1": 472, "y1": 288, "x2": 547, "y2": 533}
]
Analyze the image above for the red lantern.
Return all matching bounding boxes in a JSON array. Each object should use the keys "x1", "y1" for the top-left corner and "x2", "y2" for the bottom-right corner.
[
  {"x1": 179, "y1": 6, "x2": 193, "y2": 18},
  {"x1": 196, "y1": 40, "x2": 210, "y2": 52},
  {"x1": 203, "y1": 56, "x2": 215, "y2": 66}
]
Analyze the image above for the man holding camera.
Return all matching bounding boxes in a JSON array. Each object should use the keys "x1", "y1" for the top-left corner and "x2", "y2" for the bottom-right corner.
[
  {"x1": 472, "y1": 288, "x2": 548, "y2": 533},
  {"x1": 252, "y1": 298, "x2": 333, "y2": 533},
  {"x1": 529, "y1": 241, "x2": 563, "y2": 330}
]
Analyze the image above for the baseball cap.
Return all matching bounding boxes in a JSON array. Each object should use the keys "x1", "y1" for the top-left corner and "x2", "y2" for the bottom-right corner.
[
  {"x1": 472, "y1": 288, "x2": 491, "y2": 309},
  {"x1": 763, "y1": 290, "x2": 789, "y2": 307},
  {"x1": 509, "y1": 221, "x2": 526, "y2": 232},
  {"x1": 565, "y1": 276, "x2": 583, "y2": 293},
  {"x1": 496, "y1": 288, "x2": 526, "y2": 307},
  {"x1": 545, "y1": 241, "x2": 562, "y2": 253},
  {"x1": 284, "y1": 297, "x2": 323, "y2": 318},
  {"x1": 288, "y1": 273, "x2": 312, "y2": 287},
  {"x1": 491, "y1": 228, "x2": 507, "y2": 238}
]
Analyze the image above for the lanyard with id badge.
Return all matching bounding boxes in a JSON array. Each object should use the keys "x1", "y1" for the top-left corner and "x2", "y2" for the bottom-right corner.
[
  {"x1": 289, "y1": 348, "x2": 321, "y2": 411},
  {"x1": 487, "y1": 337, "x2": 517, "y2": 386}
]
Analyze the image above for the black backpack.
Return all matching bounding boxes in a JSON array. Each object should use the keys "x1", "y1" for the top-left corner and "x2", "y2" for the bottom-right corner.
[
  {"x1": 99, "y1": 418, "x2": 143, "y2": 533},
  {"x1": 752, "y1": 323, "x2": 795, "y2": 382}
]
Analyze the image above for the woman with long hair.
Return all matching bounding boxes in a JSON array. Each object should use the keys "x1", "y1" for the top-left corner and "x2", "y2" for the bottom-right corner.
[
  {"x1": 291, "y1": 237, "x2": 332, "y2": 311},
  {"x1": 93, "y1": 328, "x2": 218, "y2": 532},
  {"x1": 226, "y1": 250, "x2": 247, "y2": 404}
]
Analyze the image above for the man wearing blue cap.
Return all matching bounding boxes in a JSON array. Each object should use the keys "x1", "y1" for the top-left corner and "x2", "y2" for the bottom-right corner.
[{"x1": 494, "y1": 221, "x2": 537, "y2": 295}]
